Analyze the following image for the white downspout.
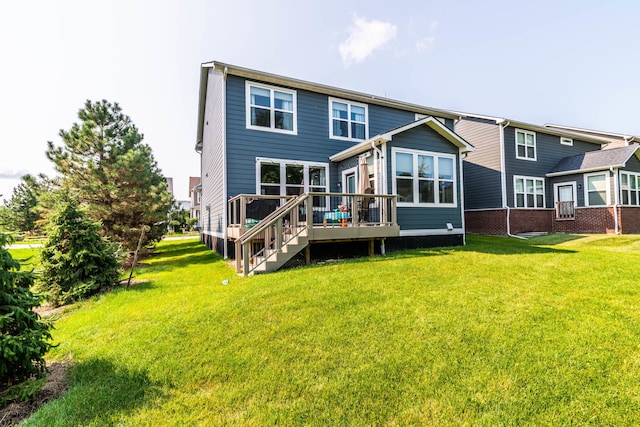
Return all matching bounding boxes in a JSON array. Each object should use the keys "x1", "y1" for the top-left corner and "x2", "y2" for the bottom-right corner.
[
  {"x1": 222, "y1": 66, "x2": 229, "y2": 259},
  {"x1": 612, "y1": 167, "x2": 619, "y2": 234},
  {"x1": 459, "y1": 150, "x2": 467, "y2": 245},
  {"x1": 499, "y1": 120, "x2": 526, "y2": 239}
]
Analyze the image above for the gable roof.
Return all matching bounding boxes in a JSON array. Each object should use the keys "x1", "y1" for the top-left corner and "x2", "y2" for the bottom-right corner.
[
  {"x1": 196, "y1": 61, "x2": 460, "y2": 146},
  {"x1": 330, "y1": 117, "x2": 474, "y2": 162},
  {"x1": 451, "y1": 111, "x2": 610, "y2": 146},
  {"x1": 547, "y1": 145, "x2": 640, "y2": 177}
]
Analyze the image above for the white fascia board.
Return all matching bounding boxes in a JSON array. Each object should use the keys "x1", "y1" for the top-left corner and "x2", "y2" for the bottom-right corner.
[
  {"x1": 209, "y1": 61, "x2": 458, "y2": 120},
  {"x1": 546, "y1": 165, "x2": 625, "y2": 178}
]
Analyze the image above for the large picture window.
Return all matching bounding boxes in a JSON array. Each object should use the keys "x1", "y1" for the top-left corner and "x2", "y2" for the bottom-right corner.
[
  {"x1": 515, "y1": 129, "x2": 536, "y2": 161},
  {"x1": 246, "y1": 82, "x2": 296, "y2": 134},
  {"x1": 329, "y1": 98, "x2": 368, "y2": 141},
  {"x1": 585, "y1": 172, "x2": 609, "y2": 206},
  {"x1": 257, "y1": 158, "x2": 328, "y2": 208},
  {"x1": 514, "y1": 176, "x2": 545, "y2": 208},
  {"x1": 620, "y1": 172, "x2": 640, "y2": 206},
  {"x1": 392, "y1": 148, "x2": 456, "y2": 206}
]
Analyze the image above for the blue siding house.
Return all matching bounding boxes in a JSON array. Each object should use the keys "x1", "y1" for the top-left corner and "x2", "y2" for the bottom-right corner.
[
  {"x1": 454, "y1": 112, "x2": 640, "y2": 235},
  {"x1": 195, "y1": 62, "x2": 474, "y2": 274}
]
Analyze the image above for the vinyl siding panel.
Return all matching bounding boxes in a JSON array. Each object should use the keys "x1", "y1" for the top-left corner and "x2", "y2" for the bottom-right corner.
[
  {"x1": 384, "y1": 125, "x2": 463, "y2": 231},
  {"x1": 201, "y1": 69, "x2": 226, "y2": 237},
  {"x1": 503, "y1": 126, "x2": 602, "y2": 207},
  {"x1": 624, "y1": 153, "x2": 640, "y2": 173},
  {"x1": 456, "y1": 118, "x2": 502, "y2": 209},
  {"x1": 224, "y1": 75, "x2": 435, "y2": 197}
]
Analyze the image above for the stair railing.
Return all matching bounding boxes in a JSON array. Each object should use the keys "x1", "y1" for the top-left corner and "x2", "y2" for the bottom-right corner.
[{"x1": 235, "y1": 193, "x2": 310, "y2": 275}]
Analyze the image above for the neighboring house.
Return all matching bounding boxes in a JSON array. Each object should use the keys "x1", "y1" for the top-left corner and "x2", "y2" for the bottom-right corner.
[
  {"x1": 545, "y1": 124, "x2": 640, "y2": 150},
  {"x1": 452, "y1": 112, "x2": 639, "y2": 235},
  {"x1": 166, "y1": 177, "x2": 174, "y2": 196},
  {"x1": 189, "y1": 176, "x2": 201, "y2": 220},
  {"x1": 176, "y1": 200, "x2": 190, "y2": 211},
  {"x1": 195, "y1": 61, "x2": 474, "y2": 274}
]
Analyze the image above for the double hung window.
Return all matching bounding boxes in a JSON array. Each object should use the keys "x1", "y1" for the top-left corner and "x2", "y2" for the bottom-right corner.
[
  {"x1": 246, "y1": 82, "x2": 296, "y2": 134},
  {"x1": 329, "y1": 98, "x2": 368, "y2": 141},
  {"x1": 620, "y1": 172, "x2": 640, "y2": 206},
  {"x1": 393, "y1": 148, "x2": 456, "y2": 206},
  {"x1": 585, "y1": 172, "x2": 608, "y2": 206},
  {"x1": 514, "y1": 176, "x2": 545, "y2": 208},
  {"x1": 515, "y1": 129, "x2": 536, "y2": 160}
]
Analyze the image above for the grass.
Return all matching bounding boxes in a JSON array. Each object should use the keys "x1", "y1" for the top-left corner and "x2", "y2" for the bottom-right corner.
[{"x1": 16, "y1": 234, "x2": 640, "y2": 425}]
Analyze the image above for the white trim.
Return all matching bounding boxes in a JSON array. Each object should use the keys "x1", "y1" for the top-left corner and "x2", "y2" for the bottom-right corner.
[
  {"x1": 329, "y1": 116, "x2": 473, "y2": 162},
  {"x1": 222, "y1": 72, "x2": 228, "y2": 259},
  {"x1": 328, "y1": 97, "x2": 369, "y2": 142},
  {"x1": 415, "y1": 113, "x2": 446, "y2": 124},
  {"x1": 399, "y1": 228, "x2": 464, "y2": 236},
  {"x1": 499, "y1": 123, "x2": 508, "y2": 207},
  {"x1": 515, "y1": 128, "x2": 537, "y2": 161},
  {"x1": 546, "y1": 165, "x2": 625, "y2": 178},
  {"x1": 391, "y1": 147, "x2": 458, "y2": 208},
  {"x1": 553, "y1": 181, "x2": 577, "y2": 204},
  {"x1": 255, "y1": 157, "x2": 330, "y2": 196},
  {"x1": 245, "y1": 81, "x2": 297, "y2": 135},
  {"x1": 619, "y1": 170, "x2": 640, "y2": 206},
  {"x1": 560, "y1": 137, "x2": 573, "y2": 146},
  {"x1": 513, "y1": 175, "x2": 545, "y2": 208},
  {"x1": 341, "y1": 166, "x2": 357, "y2": 193},
  {"x1": 584, "y1": 171, "x2": 610, "y2": 206}
]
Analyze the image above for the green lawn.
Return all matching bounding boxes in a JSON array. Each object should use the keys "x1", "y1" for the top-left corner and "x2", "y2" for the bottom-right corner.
[{"x1": 19, "y1": 234, "x2": 640, "y2": 425}]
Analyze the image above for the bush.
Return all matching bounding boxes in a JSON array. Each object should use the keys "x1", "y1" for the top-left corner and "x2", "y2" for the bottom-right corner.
[
  {"x1": 37, "y1": 198, "x2": 120, "y2": 306},
  {"x1": 0, "y1": 233, "x2": 52, "y2": 391}
]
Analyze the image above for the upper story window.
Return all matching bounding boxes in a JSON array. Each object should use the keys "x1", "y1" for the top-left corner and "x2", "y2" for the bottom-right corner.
[
  {"x1": 620, "y1": 172, "x2": 640, "y2": 206},
  {"x1": 515, "y1": 129, "x2": 536, "y2": 161},
  {"x1": 246, "y1": 82, "x2": 297, "y2": 134},
  {"x1": 560, "y1": 137, "x2": 573, "y2": 146},
  {"x1": 329, "y1": 98, "x2": 368, "y2": 141},
  {"x1": 514, "y1": 176, "x2": 545, "y2": 208},
  {"x1": 585, "y1": 172, "x2": 609, "y2": 206},
  {"x1": 392, "y1": 148, "x2": 457, "y2": 207}
]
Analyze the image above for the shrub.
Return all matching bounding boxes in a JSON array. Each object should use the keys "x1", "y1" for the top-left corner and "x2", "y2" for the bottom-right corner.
[
  {"x1": 37, "y1": 198, "x2": 120, "y2": 306},
  {"x1": 0, "y1": 233, "x2": 52, "y2": 392}
]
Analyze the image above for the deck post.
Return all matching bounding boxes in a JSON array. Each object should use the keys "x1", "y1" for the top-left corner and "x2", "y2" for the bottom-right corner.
[
  {"x1": 368, "y1": 239, "x2": 374, "y2": 256},
  {"x1": 305, "y1": 244, "x2": 311, "y2": 265}
]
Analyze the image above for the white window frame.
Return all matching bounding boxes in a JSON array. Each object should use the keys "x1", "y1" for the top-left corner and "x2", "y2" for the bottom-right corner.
[
  {"x1": 619, "y1": 171, "x2": 640, "y2": 206},
  {"x1": 246, "y1": 81, "x2": 297, "y2": 135},
  {"x1": 584, "y1": 172, "x2": 610, "y2": 207},
  {"x1": 329, "y1": 97, "x2": 368, "y2": 141},
  {"x1": 256, "y1": 158, "x2": 330, "y2": 208},
  {"x1": 513, "y1": 175, "x2": 545, "y2": 208},
  {"x1": 391, "y1": 147, "x2": 458, "y2": 207},
  {"x1": 560, "y1": 137, "x2": 573, "y2": 146},
  {"x1": 515, "y1": 129, "x2": 537, "y2": 161}
]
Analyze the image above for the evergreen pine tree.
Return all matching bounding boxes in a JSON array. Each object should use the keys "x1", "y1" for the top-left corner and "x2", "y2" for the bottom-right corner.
[
  {"x1": 38, "y1": 197, "x2": 120, "y2": 306},
  {"x1": 0, "y1": 233, "x2": 52, "y2": 388},
  {"x1": 46, "y1": 100, "x2": 173, "y2": 251}
]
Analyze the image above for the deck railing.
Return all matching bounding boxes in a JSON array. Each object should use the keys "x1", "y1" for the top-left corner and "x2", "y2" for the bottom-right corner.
[
  {"x1": 230, "y1": 192, "x2": 398, "y2": 274},
  {"x1": 556, "y1": 201, "x2": 575, "y2": 220}
]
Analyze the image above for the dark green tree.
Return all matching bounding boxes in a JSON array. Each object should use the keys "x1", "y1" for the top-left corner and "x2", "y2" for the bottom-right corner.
[
  {"x1": 0, "y1": 233, "x2": 52, "y2": 389},
  {"x1": 46, "y1": 100, "x2": 173, "y2": 251},
  {"x1": 37, "y1": 197, "x2": 120, "y2": 306},
  {"x1": 0, "y1": 174, "x2": 45, "y2": 233}
]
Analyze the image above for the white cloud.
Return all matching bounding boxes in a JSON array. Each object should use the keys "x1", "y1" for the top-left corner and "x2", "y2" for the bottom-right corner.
[
  {"x1": 339, "y1": 16, "x2": 397, "y2": 67},
  {"x1": 415, "y1": 36, "x2": 436, "y2": 52}
]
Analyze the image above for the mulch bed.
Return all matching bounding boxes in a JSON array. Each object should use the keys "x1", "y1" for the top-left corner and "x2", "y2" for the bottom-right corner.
[{"x1": 0, "y1": 362, "x2": 71, "y2": 426}]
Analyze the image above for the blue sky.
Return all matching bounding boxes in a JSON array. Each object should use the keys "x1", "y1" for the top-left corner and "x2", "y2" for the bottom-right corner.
[{"x1": 2, "y1": 0, "x2": 639, "y2": 201}]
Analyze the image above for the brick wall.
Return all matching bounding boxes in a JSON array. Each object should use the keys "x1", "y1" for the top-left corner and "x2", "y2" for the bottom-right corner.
[
  {"x1": 465, "y1": 209, "x2": 507, "y2": 235},
  {"x1": 509, "y1": 209, "x2": 553, "y2": 234},
  {"x1": 552, "y1": 207, "x2": 615, "y2": 234},
  {"x1": 620, "y1": 207, "x2": 640, "y2": 234}
]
